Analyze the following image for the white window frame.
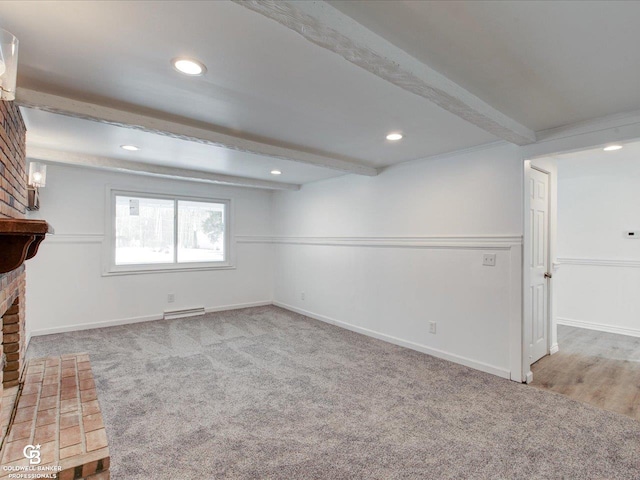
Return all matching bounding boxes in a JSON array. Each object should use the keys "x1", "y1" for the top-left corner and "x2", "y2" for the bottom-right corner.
[{"x1": 104, "y1": 188, "x2": 234, "y2": 276}]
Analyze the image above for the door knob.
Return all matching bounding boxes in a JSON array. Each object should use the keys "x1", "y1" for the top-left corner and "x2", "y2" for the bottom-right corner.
[{"x1": 544, "y1": 272, "x2": 552, "y2": 279}]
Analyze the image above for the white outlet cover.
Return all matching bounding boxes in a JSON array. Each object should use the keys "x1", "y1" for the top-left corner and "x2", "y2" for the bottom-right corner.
[{"x1": 482, "y1": 254, "x2": 496, "y2": 266}]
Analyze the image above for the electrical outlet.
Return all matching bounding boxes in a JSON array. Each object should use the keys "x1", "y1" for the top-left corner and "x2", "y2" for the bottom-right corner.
[
  {"x1": 167, "y1": 293, "x2": 175, "y2": 303},
  {"x1": 300, "y1": 292, "x2": 305, "y2": 301},
  {"x1": 429, "y1": 321, "x2": 437, "y2": 334},
  {"x1": 482, "y1": 254, "x2": 496, "y2": 266}
]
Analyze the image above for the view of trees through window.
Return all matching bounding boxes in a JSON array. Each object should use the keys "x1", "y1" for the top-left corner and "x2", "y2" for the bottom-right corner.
[
  {"x1": 177, "y1": 200, "x2": 225, "y2": 263},
  {"x1": 115, "y1": 195, "x2": 226, "y2": 266}
]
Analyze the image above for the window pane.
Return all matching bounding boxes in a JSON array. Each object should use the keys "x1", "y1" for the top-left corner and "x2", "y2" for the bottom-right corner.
[
  {"x1": 177, "y1": 200, "x2": 225, "y2": 263},
  {"x1": 115, "y1": 196, "x2": 175, "y2": 265}
]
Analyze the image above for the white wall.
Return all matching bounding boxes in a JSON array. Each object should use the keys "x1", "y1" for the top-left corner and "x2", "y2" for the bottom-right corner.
[
  {"x1": 270, "y1": 143, "x2": 524, "y2": 379},
  {"x1": 555, "y1": 145, "x2": 640, "y2": 337},
  {"x1": 25, "y1": 164, "x2": 274, "y2": 335}
]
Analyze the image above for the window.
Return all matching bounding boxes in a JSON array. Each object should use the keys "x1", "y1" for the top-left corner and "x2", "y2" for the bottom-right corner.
[{"x1": 109, "y1": 190, "x2": 230, "y2": 273}]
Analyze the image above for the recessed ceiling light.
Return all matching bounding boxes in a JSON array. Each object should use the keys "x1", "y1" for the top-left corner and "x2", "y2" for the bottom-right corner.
[
  {"x1": 270, "y1": 170, "x2": 282, "y2": 175},
  {"x1": 121, "y1": 145, "x2": 140, "y2": 151},
  {"x1": 386, "y1": 132, "x2": 403, "y2": 141},
  {"x1": 603, "y1": 145, "x2": 623, "y2": 151},
  {"x1": 172, "y1": 57, "x2": 207, "y2": 76}
]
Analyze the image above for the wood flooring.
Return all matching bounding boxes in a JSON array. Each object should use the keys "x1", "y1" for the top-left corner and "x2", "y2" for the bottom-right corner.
[{"x1": 531, "y1": 325, "x2": 640, "y2": 420}]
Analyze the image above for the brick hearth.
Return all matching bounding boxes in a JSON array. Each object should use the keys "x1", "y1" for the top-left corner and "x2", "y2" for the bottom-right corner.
[{"x1": 0, "y1": 354, "x2": 110, "y2": 479}]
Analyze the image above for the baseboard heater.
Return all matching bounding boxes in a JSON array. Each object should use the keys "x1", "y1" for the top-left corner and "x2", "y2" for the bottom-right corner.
[{"x1": 163, "y1": 307, "x2": 206, "y2": 320}]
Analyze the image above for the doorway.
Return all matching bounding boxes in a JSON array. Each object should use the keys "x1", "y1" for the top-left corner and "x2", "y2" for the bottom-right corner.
[
  {"x1": 528, "y1": 166, "x2": 551, "y2": 365},
  {"x1": 523, "y1": 140, "x2": 640, "y2": 420},
  {"x1": 522, "y1": 157, "x2": 557, "y2": 383}
]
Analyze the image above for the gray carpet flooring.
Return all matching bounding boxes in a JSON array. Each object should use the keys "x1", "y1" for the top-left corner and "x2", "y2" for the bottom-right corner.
[{"x1": 27, "y1": 306, "x2": 640, "y2": 479}]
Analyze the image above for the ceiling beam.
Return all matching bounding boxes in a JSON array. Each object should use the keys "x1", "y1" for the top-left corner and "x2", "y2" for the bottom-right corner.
[
  {"x1": 235, "y1": 0, "x2": 537, "y2": 146},
  {"x1": 16, "y1": 88, "x2": 378, "y2": 177},
  {"x1": 26, "y1": 147, "x2": 301, "y2": 191}
]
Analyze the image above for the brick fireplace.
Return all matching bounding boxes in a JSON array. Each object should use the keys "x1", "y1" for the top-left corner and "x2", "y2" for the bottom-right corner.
[
  {"x1": 0, "y1": 101, "x2": 109, "y2": 478},
  {"x1": 0, "y1": 100, "x2": 28, "y2": 428}
]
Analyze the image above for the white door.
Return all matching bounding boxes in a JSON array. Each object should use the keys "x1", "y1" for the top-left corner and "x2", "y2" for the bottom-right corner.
[{"x1": 529, "y1": 168, "x2": 550, "y2": 364}]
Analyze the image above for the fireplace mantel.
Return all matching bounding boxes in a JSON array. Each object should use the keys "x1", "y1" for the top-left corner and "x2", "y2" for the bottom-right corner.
[{"x1": 0, "y1": 219, "x2": 54, "y2": 274}]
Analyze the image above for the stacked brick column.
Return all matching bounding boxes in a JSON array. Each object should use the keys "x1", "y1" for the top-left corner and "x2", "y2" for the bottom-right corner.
[
  {"x1": 3, "y1": 294, "x2": 25, "y2": 387},
  {"x1": 0, "y1": 100, "x2": 28, "y2": 432}
]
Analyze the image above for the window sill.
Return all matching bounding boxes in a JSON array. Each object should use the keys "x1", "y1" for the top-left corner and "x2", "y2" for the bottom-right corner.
[{"x1": 102, "y1": 264, "x2": 236, "y2": 276}]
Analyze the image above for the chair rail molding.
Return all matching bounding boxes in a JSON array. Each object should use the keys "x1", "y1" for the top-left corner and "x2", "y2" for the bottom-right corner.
[
  {"x1": 42, "y1": 233, "x2": 104, "y2": 244},
  {"x1": 236, "y1": 234, "x2": 522, "y2": 250},
  {"x1": 556, "y1": 257, "x2": 640, "y2": 268}
]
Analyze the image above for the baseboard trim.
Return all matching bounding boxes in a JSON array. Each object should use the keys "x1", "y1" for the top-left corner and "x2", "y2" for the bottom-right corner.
[
  {"x1": 25, "y1": 331, "x2": 32, "y2": 354},
  {"x1": 549, "y1": 343, "x2": 559, "y2": 355},
  {"x1": 204, "y1": 301, "x2": 272, "y2": 314},
  {"x1": 29, "y1": 301, "x2": 273, "y2": 337},
  {"x1": 525, "y1": 371, "x2": 533, "y2": 384},
  {"x1": 273, "y1": 301, "x2": 511, "y2": 380},
  {"x1": 29, "y1": 299, "x2": 513, "y2": 379},
  {"x1": 557, "y1": 317, "x2": 640, "y2": 338}
]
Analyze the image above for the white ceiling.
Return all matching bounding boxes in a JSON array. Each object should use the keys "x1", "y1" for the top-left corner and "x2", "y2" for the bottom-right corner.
[
  {"x1": 22, "y1": 109, "x2": 340, "y2": 185},
  {"x1": 1, "y1": 1, "x2": 639, "y2": 187},
  {"x1": 554, "y1": 141, "x2": 640, "y2": 179},
  {"x1": 330, "y1": 0, "x2": 640, "y2": 132}
]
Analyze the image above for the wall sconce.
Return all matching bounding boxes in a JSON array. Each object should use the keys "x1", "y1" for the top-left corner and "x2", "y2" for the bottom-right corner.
[
  {"x1": 0, "y1": 28, "x2": 19, "y2": 101},
  {"x1": 27, "y1": 162, "x2": 46, "y2": 211}
]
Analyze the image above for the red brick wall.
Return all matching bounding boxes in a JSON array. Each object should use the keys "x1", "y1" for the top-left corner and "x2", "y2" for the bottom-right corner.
[{"x1": 0, "y1": 100, "x2": 28, "y2": 399}]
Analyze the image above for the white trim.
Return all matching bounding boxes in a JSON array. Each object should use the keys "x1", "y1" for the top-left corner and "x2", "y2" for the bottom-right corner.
[
  {"x1": 507, "y1": 243, "x2": 523, "y2": 382},
  {"x1": 18, "y1": 88, "x2": 377, "y2": 176},
  {"x1": 273, "y1": 301, "x2": 511, "y2": 379},
  {"x1": 31, "y1": 312, "x2": 164, "y2": 336},
  {"x1": 28, "y1": 301, "x2": 272, "y2": 337},
  {"x1": 204, "y1": 302, "x2": 271, "y2": 313},
  {"x1": 41, "y1": 234, "x2": 524, "y2": 250},
  {"x1": 523, "y1": 115, "x2": 640, "y2": 160},
  {"x1": 522, "y1": 161, "x2": 533, "y2": 382},
  {"x1": 402, "y1": 108, "x2": 640, "y2": 167},
  {"x1": 536, "y1": 108, "x2": 640, "y2": 142},
  {"x1": 237, "y1": 235, "x2": 522, "y2": 249},
  {"x1": 381, "y1": 140, "x2": 508, "y2": 173},
  {"x1": 105, "y1": 188, "x2": 233, "y2": 275},
  {"x1": 42, "y1": 234, "x2": 104, "y2": 244},
  {"x1": 25, "y1": 330, "x2": 32, "y2": 355},
  {"x1": 101, "y1": 265, "x2": 237, "y2": 277},
  {"x1": 557, "y1": 317, "x2": 640, "y2": 339},
  {"x1": 522, "y1": 160, "x2": 556, "y2": 382},
  {"x1": 556, "y1": 257, "x2": 640, "y2": 268},
  {"x1": 235, "y1": 1, "x2": 535, "y2": 145},
  {"x1": 525, "y1": 371, "x2": 533, "y2": 384},
  {"x1": 27, "y1": 297, "x2": 515, "y2": 379},
  {"x1": 550, "y1": 343, "x2": 559, "y2": 355}
]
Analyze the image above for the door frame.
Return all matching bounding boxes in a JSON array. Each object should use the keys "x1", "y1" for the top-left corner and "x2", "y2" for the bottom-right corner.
[
  {"x1": 518, "y1": 121, "x2": 640, "y2": 384},
  {"x1": 522, "y1": 160, "x2": 556, "y2": 383}
]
